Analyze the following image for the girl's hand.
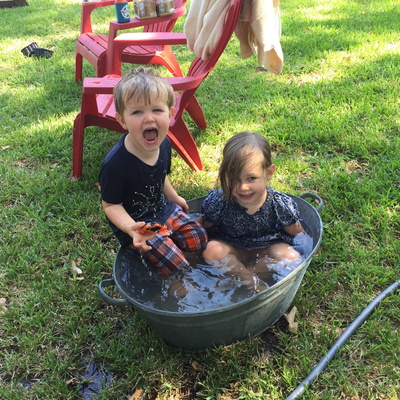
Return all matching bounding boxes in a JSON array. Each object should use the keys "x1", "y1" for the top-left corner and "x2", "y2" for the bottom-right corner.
[{"x1": 130, "y1": 221, "x2": 157, "y2": 251}]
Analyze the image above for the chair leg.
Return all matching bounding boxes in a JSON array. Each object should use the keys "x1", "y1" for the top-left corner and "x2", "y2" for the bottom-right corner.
[
  {"x1": 75, "y1": 52, "x2": 83, "y2": 83},
  {"x1": 168, "y1": 117, "x2": 202, "y2": 171},
  {"x1": 186, "y1": 96, "x2": 207, "y2": 129},
  {"x1": 97, "y1": 53, "x2": 108, "y2": 77},
  {"x1": 159, "y1": 46, "x2": 183, "y2": 77},
  {"x1": 72, "y1": 113, "x2": 85, "y2": 180}
]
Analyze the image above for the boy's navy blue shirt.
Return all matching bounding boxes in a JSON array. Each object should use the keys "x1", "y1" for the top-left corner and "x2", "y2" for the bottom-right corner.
[{"x1": 99, "y1": 133, "x2": 176, "y2": 247}]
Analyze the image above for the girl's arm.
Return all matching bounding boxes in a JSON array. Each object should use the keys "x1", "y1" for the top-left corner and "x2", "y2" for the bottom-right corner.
[
  {"x1": 163, "y1": 176, "x2": 188, "y2": 212},
  {"x1": 283, "y1": 221, "x2": 304, "y2": 237},
  {"x1": 102, "y1": 201, "x2": 154, "y2": 250},
  {"x1": 285, "y1": 221, "x2": 313, "y2": 256},
  {"x1": 199, "y1": 215, "x2": 213, "y2": 229}
]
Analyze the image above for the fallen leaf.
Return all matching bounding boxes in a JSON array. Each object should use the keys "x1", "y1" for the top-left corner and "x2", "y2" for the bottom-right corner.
[
  {"x1": 1, "y1": 146, "x2": 10, "y2": 151},
  {"x1": 284, "y1": 306, "x2": 299, "y2": 332},
  {"x1": 71, "y1": 260, "x2": 84, "y2": 280},
  {"x1": 191, "y1": 360, "x2": 203, "y2": 371},
  {"x1": 0, "y1": 298, "x2": 7, "y2": 315},
  {"x1": 128, "y1": 388, "x2": 144, "y2": 400}
]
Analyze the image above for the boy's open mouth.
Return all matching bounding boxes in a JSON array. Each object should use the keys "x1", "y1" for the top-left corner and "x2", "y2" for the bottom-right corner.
[{"x1": 143, "y1": 128, "x2": 158, "y2": 143}]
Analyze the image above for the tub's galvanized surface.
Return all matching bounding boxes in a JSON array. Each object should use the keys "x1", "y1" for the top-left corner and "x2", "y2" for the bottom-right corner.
[{"x1": 98, "y1": 193, "x2": 323, "y2": 351}]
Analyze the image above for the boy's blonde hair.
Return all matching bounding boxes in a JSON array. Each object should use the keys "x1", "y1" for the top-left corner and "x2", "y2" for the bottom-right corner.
[
  {"x1": 114, "y1": 67, "x2": 175, "y2": 115},
  {"x1": 219, "y1": 132, "x2": 273, "y2": 201}
]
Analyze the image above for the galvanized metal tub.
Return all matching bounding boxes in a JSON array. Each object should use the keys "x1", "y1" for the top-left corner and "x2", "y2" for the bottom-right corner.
[{"x1": 98, "y1": 193, "x2": 323, "y2": 351}]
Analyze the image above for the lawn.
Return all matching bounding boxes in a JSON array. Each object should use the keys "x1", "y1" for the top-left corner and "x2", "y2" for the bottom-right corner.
[{"x1": 0, "y1": 0, "x2": 399, "y2": 399}]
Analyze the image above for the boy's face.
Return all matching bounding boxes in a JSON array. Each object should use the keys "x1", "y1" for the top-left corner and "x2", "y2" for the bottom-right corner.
[{"x1": 116, "y1": 92, "x2": 174, "y2": 158}]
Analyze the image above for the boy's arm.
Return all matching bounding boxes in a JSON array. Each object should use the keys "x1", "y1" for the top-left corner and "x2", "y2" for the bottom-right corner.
[
  {"x1": 102, "y1": 201, "x2": 154, "y2": 250},
  {"x1": 163, "y1": 176, "x2": 188, "y2": 212}
]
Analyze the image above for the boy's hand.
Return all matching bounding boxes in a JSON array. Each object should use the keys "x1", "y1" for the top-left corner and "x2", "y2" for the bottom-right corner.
[
  {"x1": 130, "y1": 221, "x2": 157, "y2": 251},
  {"x1": 175, "y1": 195, "x2": 188, "y2": 213}
]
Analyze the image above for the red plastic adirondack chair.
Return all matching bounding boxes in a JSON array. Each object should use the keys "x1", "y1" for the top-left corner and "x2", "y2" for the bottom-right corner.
[
  {"x1": 75, "y1": 0, "x2": 187, "y2": 82},
  {"x1": 72, "y1": 0, "x2": 243, "y2": 179}
]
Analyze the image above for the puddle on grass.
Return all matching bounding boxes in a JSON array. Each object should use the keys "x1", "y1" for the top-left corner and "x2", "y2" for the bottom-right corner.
[
  {"x1": 79, "y1": 361, "x2": 113, "y2": 399},
  {"x1": 19, "y1": 377, "x2": 34, "y2": 390}
]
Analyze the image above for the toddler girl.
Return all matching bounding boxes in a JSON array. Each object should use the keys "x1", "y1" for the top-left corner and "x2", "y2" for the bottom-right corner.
[{"x1": 201, "y1": 132, "x2": 306, "y2": 281}]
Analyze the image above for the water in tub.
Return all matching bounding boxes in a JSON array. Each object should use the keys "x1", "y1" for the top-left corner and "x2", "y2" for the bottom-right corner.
[{"x1": 121, "y1": 223, "x2": 313, "y2": 312}]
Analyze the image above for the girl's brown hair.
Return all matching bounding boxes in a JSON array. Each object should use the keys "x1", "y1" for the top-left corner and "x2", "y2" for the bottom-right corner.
[
  {"x1": 114, "y1": 67, "x2": 175, "y2": 115},
  {"x1": 219, "y1": 132, "x2": 273, "y2": 201}
]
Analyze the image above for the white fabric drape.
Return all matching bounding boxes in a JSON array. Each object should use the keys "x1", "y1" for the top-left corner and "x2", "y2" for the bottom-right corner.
[{"x1": 184, "y1": 0, "x2": 283, "y2": 74}]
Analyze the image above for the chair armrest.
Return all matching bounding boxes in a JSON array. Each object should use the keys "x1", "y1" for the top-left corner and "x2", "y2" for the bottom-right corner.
[
  {"x1": 82, "y1": 75, "x2": 122, "y2": 94},
  {"x1": 115, "y1": 32, "x2": 187, "y2": 45},
  {"x1": 82, "y1": 75, "x2": 200, "y2": 95},
  {"x1": 164, "y1": 76, "x2": 203, "y2": 91},
  {"x1": 109, "y1": 32, "x2": 187, "y2": 74}
]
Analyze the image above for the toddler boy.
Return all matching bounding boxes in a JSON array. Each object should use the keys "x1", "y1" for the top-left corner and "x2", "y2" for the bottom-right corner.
[{"x1": 99, "y1": 67, "x2": 208, "y2": 275}]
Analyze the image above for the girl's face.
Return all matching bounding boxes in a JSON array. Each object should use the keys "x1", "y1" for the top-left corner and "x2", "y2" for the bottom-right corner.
[{"x1": 232, "y1": 157, "x2": 275, "y2": 212}]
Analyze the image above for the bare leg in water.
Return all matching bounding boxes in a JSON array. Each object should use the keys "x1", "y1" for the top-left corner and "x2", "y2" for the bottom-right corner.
[
  {"x1": 203, "y1": 241, "x2": 268, "y2": 292},
  {"x1": 203, "y1": 239, "x2": 303, "y2": 290}
]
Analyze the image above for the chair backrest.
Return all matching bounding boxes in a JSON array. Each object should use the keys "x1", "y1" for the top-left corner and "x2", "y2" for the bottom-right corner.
[
  {"x1": 110, "y1": 0, "x2": 242, "y2": 77},
  {"x1": 80, "y1": 0, "x2": 128, "y2": 33},
  {"x1": 170, "y1": 0, "x2": 243, "y2": 116},
  {"x1": 81, "y1": 0, "x2": 186, "y2": 35},
  {"x1": 108, "y1": 0, "x2": 187, "y2": 41}
]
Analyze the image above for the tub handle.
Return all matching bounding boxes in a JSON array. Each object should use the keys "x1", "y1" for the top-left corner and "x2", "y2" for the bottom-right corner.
[
  {"x1": 98, "y1": 278, "x2": 129, "y2": 306},
  {"x1": 300, "y1": 193, "x2": 324, "y2": 212}
]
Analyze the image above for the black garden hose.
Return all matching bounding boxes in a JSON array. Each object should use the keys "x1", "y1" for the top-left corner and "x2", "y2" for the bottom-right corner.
[{"x1": 285, "y1": 279, "x2": 400, "y2": 400}]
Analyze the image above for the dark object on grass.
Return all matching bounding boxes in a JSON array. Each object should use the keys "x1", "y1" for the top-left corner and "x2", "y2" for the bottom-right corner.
[
  {"x1": 21, "y1": 42, "x2": 53, "y2": 58},
  {"x1": 21, "y1": 42, "x2": 38, "y2": 56},
  {"x1": 32, "y1": 48, "x2": 53, "y2": 58},
  {"x1": 0, "y1": 0, "x2": 28, "y2": 8}
]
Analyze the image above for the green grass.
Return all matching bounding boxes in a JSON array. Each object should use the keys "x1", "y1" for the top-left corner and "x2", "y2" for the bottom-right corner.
[{"x1": 1, "y1": 0, "x2": 399, "y2": 398}]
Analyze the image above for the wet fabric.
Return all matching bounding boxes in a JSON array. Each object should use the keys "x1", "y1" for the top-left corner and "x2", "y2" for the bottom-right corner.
[{"x1": 137, "y1": 207, "x2": 208, "y2": 275}]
